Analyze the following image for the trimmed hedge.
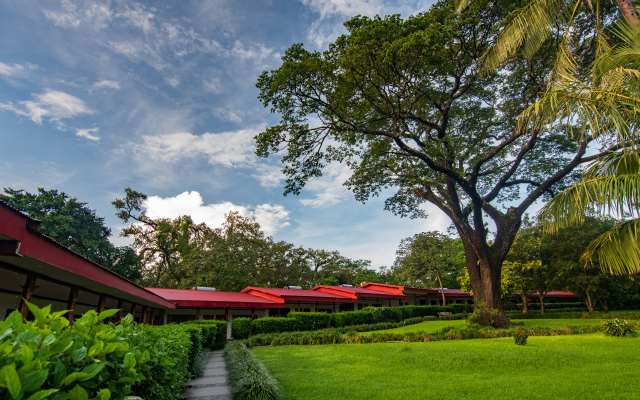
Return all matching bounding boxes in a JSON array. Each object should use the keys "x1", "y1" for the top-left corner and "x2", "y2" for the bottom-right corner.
[
  {"x1": 182, "y1": 320, "x2": 227, "y2": 349},
  {"x1": 507, "y1": 310, "x2": 640, "y2": 320},
  {"x1": 232, "y1": 318, "x2": 252, "y2": 340},
  {"x1": 223, "y1": 341, "x2": 283, "y2": 400}
]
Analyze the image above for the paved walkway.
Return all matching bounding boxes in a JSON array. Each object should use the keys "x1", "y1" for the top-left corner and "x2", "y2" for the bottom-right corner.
[{"x1": 181, "y1": 350, "x2": 231, "y2": 400}]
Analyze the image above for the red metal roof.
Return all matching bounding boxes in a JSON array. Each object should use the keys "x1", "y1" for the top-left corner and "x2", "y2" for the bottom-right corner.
[
  {"x1": 312, "y1": 285, "x2": 406, "y2": 299},
  {"x1": 359, "y1": 282, "x2": 472, "y2": 297},
  {"x1": 0, "y1": 201, "x2": 175, "y2": 309},
  {"x1": 526, "y1": 291, "x2": 579, "y2": 298},
  {"x1": 240, "y1": 287, "x2": 357, "y2": 303},
  {"x1": 146, "y1": 288, "x2": 284, "y2": 308}
]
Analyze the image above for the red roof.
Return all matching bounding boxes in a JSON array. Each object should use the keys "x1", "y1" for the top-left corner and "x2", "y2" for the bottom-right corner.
[
  {"x1": 312, "y1": 285, "x2": 406, "y2": 299},
  {"x1": 359, "y1": 283, "x2": 472, "y2": 297},
  {"x1": 0, "y1": 201, "x2": 175, "y2": 309},
  {"x1": 526, "y1": 291, "x2": 579, "y2": 298},
  {"x1": 240, "y1": 287, "x2": 357, "y2": 303},
  {"x1": 146, "y1": 288, "x2": 284, "y2": 308}
]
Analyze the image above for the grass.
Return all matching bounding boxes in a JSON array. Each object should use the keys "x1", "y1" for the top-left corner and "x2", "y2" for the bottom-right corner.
[
  {"x1": 252, "y1": 334, "x2": 640, "y2": 400},
  {"x1": 363, "y1": 318, "x2": 605, "y2": 335}
]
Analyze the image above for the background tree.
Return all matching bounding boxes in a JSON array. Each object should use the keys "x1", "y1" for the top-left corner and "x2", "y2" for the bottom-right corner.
[
  {"x1": 1, "y1": 188, "x2": 141, "y2": 281},
  {"x1": 254, "y1": 0, "x2": 610, "y2": 326},
  {"x1": 394, "y1": 232, "x2": 461, "y2": 305}
]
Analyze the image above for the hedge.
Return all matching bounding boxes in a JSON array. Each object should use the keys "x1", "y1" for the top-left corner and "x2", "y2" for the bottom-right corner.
[
  {"x1": 0, "y1": 301, "x2": 218, "y2": 400},
  {"x1": 181, "y1": 320, "x2": 227, "y2": 349},
  {"x1": 507, "y1": 310, "x2": 640, "y2": 320},
  {"x1": 223, "y1": 341, "x2": 283, "y2": 400}
]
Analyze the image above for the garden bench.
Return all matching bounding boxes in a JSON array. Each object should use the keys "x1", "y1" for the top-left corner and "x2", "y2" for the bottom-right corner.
[{"x1": 438, "y1": 311, "x2": 452, "y2": 320}]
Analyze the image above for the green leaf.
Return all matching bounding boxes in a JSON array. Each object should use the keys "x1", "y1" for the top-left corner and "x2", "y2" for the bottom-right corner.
[
  {"x1": 71, "y1": 347, "x2": 87, "y2": 363},
  {"x1": 1, "y1": 364, "x2": 22, "y2": 399},
  {"x1": 97, "y1": 309, "x2": 119, "y2": 322},
  {"x1": 22, "y1": 369, "x2": 49, "y2": 393},
  {"x1": 5, "y1": 310, "x2": 22, "y2": 325},
  {"x1": 124, "y1": 353, "x2": 135, "y2": 369},
  {"x1": 87, "y1": 343, "x2": 102, "y2": 357},
  {"x1": 20, "y1": 344, "x2": 34, "y2": 364},
  {"x1": 78, "y1": 363, "x2": 104, "y2": 382},
  {"x1": 53, "y1": 361, "x2": 66, "y2": 388},
  {"x1": 25, "y1": 389, "x2": 59, "y2": 400},
  {"x1": 96, "y1": 389, "x2": 110, "y2": 400},
  {"x1": 67, "y1": 385, "x2": 88, "y2": 400},
  {"x1": 64, "y1": 372, "x2": 88, "y2": 387},
  {"x1": 103, "y1": 342, "x2": 128, "y2": 354},
  {"x1": 25, "y1": 301, "x2": 45, "y2": 323}
]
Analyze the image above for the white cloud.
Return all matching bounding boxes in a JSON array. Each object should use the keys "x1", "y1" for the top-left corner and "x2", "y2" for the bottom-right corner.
[
  {"x1": 0, "y1": 62, "x2": 37, "y2": 77},
  {"x1": 43, "y1": 0, "x2": 112, "y2": 30},
  {"x1": 143, "y1": 191, "x2": 290, "y2": 236},
  {"x1": 75, "y1": 127, "x2": 100, "y2": 141},
  {"x1": 252, "y1": 165, "x2": 284, "y2": 188},
  {"x1": 212, "y1": 107, "x2": 242, "y2": 123},
  {"x1": 0, "y1": 89, "x2": 94, "y2": 125},
  {"x1": 203, "y1": 77, "x2": 221, "y2": 93},
  {"x1": 117, "y1": 3, "x2": 155, "y2": 34},
  {"x1": 299, "y1": 163, "x2": 353, "y2": 207},
  {"x1": 165, "y1": 77, "x2": 180, "y2": 87},
  {"x1": 133, "y1": 127, "x2": 258, "y2": 168},
  {"x1": 92, "y1": 80, "x2": 120, "y2": 90}
]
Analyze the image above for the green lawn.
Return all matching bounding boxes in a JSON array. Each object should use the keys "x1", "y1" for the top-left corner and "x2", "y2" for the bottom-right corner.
[
  {"x1": 364, "y1": 318, "x2": 605, "y2": 335},
  {"x1": 252, "y1": 334, "x2": 640, "y2": 400}
]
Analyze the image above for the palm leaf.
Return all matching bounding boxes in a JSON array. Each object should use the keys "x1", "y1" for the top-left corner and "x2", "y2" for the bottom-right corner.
[{"x1": 581, "y1": 218, "x2": 640, "y2": 274}]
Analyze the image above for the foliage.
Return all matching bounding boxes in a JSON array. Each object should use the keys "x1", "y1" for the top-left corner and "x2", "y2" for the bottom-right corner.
[
  {"x1": 180, "y1": 320, "x2": 227, "y2": 349},
  {"x1": 287, "y1": 312, "x2": 332, "y2": 331},
  {"x1": 0, "y1": 302, "x2": 146, "y2": 400},
  {"x1": 513, "y1": 329, "x2": 529, "y2": 345},
  {"x1": 1, "y1": 188, "x2": 141, "y2": 281},
  {"x1": 232, "y1": 318, "x2": 252, "y2": 340},
  {"x1": 600, "y1": 319, "x2": 637, "y2": 337},
  {"x1": 467, "y1": 301, "x2": 501, "y2": 327},
  {"x1": 394, "y1": 232, "x2": 462, "y2": 296},
  {"x1": 250, "y1": 318, "x2": 296, "y2": 336},
  {"x1": 507, "y1": 310, "x2": 640, "y2": 320},
  {"x1": 223, "y1": 341, "x2": 283, "y2": 400}
]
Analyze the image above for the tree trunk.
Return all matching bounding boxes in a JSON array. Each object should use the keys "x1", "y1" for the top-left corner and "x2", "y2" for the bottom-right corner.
[
  {"x1": 538, "y1": 292, "x2": 545, "y2": 314},
  {"x1": 435, "y1": 268, "x2": 446, "y2": 306},
  {"x1": 520, "y1": 284, "x2": 528, "y2": 314},
  {"x1": 616, "y1": 0, "x2": 639, "y2": 29},
  {"x1": 585, "y1": 291, "x2": 594, "y2": 312}
]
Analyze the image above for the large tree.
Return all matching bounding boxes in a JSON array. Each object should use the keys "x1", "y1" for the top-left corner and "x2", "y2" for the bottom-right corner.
[{"x1": 255, "y1": 0, "x2": 612, "y2": 326}]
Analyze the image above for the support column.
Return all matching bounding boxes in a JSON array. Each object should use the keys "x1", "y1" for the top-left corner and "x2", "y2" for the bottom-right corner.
[
  {"x1": 149, "y1": 309, "x2": 155, "y2": 325},
  {"x1": 97, "y1": 294, "x2": 106, "y2": 314},
  {"x1": 18, "y1": 275, "x2": 37, "y2": 320},
  {"x1": 251, "y1": 308, "x2": 254, "y2": 320},
  {"x1": 116, "y1": 299, "x2": 124, "y2": 322},
  {"x1": 332, "y1": 302, "x2": 336, "y2": 313},
  {"x1": 159, "y1": 309, "x2": 165, "y2": 325},
  {"x1": 224, "y1": 307, "x2": 228, "y2": 321},
  {"x1": 66, "y1": 287, "x2": 78, "y2": 326},
  {"x1": 297, "y1": 301, "x2": 301, "y2": 312},
  {"x1": 129, "y1": 303, "x2": 137, "y2": 320},
  {"x1": 315, "y1": 302, "x2": 319, "y2": 312},
  {"x1": 196, "y1": 307, "x2": 201, "y2": 321},
  {"x1": 141, "y1": 306, "x2": 147, "y2": 324}
]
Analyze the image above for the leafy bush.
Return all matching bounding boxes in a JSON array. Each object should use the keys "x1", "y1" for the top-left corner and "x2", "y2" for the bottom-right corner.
[
  {"x1": 330, "y1": 310, "x2": 376, "y2": 327},
  {"x1": 362, "y1": 307, "x2": 403, "y2": 322},
  {"x1": 513, "y1": 330, "x2": 529, "y2": 345},
  {"x1": 601, "y1": 319, "x2": 637, "y2": 337},
  {"x1": 507, "y1": 310, "x2": 640, "y2": 320},
  {"x1": 223, "y1": 341, "x2": 283, "y2": 400},
  {"x1": 251, "y1": 318, "x2": 296, "y2": 335},
  {"x1": 288, "y1": 312, "x2": 332, "y2": 330},
  {"x1": 467, "y1": 302, "x2": 501, "y2": 326},
  {"x1": 232, "y1": 318, "x2": 252, "y2": 339},
  {"x1": 0, "y1": 302, "x2": 147, "y2": 400},
  {"x1": 181, "y1": 320, "x2": 227, "y2": 349}
]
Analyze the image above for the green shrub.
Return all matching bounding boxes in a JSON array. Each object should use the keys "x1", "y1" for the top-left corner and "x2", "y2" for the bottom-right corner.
[
  {"x1": 330, "y1": 310, "x2": 376, "y2": 327},
  {"x1": 251, "y1": 318, "x2": 296, "y2": 335},
  {"x1": 507, "y1": 310, "x2": 640, "y2": 320},
  {"x1": 232, "y1": 318, "x2": 252, "y2": 339},
  {"x1": 601, "y1": 319, "x2": 637, "y2": 337},
  {"x1": 362, "y1": 307, "x2": 403, "y2": 322},
  {"x1": 223, "y1": 341, "x2": 283, "y2": 400},
  {"x1": 181, "y1": 320, "x2": 226, "y2": 349},
  {"x1": 0, "y1": 302, "x2": 146, "y2": 400},
  {"x1": 288, "y1": 312, "x2": 332, "y2": 330},
  {"x1": 513, "y1": 329, "x2": 529, "y2": 345}
]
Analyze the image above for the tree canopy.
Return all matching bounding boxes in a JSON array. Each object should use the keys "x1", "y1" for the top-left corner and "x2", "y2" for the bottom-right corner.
[{"x1": 255, "y1": 0, "x2": 615, "y2": 326}]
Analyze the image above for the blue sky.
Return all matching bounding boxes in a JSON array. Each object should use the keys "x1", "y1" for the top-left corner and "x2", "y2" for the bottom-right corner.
[{"x1": 0, "y1": 0, "x2": 447, "y2": 268}]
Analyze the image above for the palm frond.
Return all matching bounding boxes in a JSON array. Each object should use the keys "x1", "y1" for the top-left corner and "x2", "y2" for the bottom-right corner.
[
  {"x1": 581, "y1": 218, "x2": 640, "y2": 274},
  {"x1": 479, "y1": 0, "x2": 571, "y2": 75},
  {"x1": 454, "y1": 0, "x2": 472, "y2": 13}
]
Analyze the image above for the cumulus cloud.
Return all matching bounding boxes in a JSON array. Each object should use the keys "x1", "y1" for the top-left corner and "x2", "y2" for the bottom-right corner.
[
  {"x1": 0, "y1": 62, "x2": 37, "y2": 77},
  {"x1": 75, "y1": 127, "x2": 100, "y2": 141},
  {"x1": 143, "y1": 191, "x2": 289, "y2": 236},
  {"x1": 132, "y1": 127, "x2": 258, "y2": 168},
  {"x1": 299, "y1": 163, "x2": 353, "y2": 207},
  {"x1": 0, "y1": 89, "x2": 94, "y2": 125}
]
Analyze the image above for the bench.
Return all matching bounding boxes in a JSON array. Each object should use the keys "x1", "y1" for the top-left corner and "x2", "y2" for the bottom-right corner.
[{"x1": 437, "y1": 311, "x2": 452, "y2": 320}]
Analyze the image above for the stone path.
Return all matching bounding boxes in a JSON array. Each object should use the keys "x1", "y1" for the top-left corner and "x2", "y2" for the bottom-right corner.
[{"x1": 181, "y1": 350, "x2": 231, "y2": 400}]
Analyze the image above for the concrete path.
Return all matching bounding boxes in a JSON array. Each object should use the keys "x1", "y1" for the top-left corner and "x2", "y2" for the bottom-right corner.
[{"x1": 181, "y1": 350, "x2": 231, "y2": 400}]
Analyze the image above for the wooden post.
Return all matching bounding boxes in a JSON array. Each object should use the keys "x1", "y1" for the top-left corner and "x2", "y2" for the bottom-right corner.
[
  {"x1": 66, "y1": 287, "x2": 78, "y2": 325},
  {"x1": 315, "y1": 302, "x2": 319, "y2": 312},
  {"x1": 278, "y1": 308, "x2": 281, "y2": 317},
  {"x1": 159, "y1": 309, "x2": 165, "y2": 325},
  {"x1": 116, "y1": 299, "x2": 124, "y2": 322},
  {"x1": 224, "y1": 307, "x2": 229, "y2": 321},
  {"x1": 141, "y1": 306, "x2": 148, "y2": 324},
  {"x1": 97, "y1": 294, "x2": 106, "y2": 314},
  {"x1": 129, "y1": 303, "x2": 137, "y2": 320},
  {"x1": 297, "y1": 301, "x2": 301, "y2": 312},
  {"x1": 332, "y1": 302, "x2": 336, "y2": 313},
  {"x1": 196, "y1": 307, "x2": 201, "y2": 321},
  {"x1": 251, "y1": 308, "x2": 254, "y2": 320},
  {"x1": 149, "y1": 309, "x2": 155, "y2": 325},
  {"x1": 18, "y1": 275, "x2": 37, "y2": 320}
]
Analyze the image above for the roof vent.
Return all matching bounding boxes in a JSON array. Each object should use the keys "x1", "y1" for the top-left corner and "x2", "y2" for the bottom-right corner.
[
  {"x1": 340, "y1": 284, "x2": 353, "y2": 287},
  {"x1": 284, "y1": 286, "x2": 302, "y2": 290},
  {"x1": 192, "y1": 287, "x2": 216, "y2": 291}
]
